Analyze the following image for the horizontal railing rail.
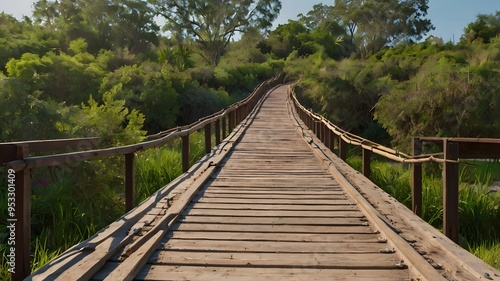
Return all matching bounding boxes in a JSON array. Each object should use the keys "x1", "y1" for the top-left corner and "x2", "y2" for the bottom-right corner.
[
  {"x1": 1, "y1": 74, "x2": 283, "y2": 281},
  {"x1": 288, "y1": 85, "x2": 500, "y2": 245}
]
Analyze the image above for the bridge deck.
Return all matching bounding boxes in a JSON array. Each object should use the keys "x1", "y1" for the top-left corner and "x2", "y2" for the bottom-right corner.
[
  {"x1": 29, "y1": 86, "x2": 499, "y2": 281},
  {"x1": 110, "y1": 87, "x2": 405, "y2": 280}
]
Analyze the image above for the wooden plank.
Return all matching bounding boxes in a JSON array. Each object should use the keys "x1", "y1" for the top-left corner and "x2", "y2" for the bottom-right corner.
[
  {"x1": 203, "y1": 189, "x2": 345, "y2": 195},
  {"x1": 194, "y1": 198, "x2": 350, "y2": 205},
  {"x1": 170, "y1": 223, "x2": 375, "y2": 234},
  {"x1": 162, "y1": 239, "x2": 387, "y2": 254},
  {"x1": 190, "y1": 203, "x2": 357, "y2": 211},
  {"x1": 194, "y1": 194, "x2": 346, "y2": 199},
  {"x1": 154, "y1": 251, "x2": 399, "y2": 267},
  {"x1": 177, "y1": 216, "x2": 368, "y2": 226},
  {"x1": 165, "y1": 231, "x2": 380, "y2": 243},
  {"x1": 210, "y1": 180, "x2": 339, "y2": 185},
  {"x1": 126, "y1": 265, "x2": 407, "y2": 281},
  {"x1": 182, "y1": 209, "x2": 364, "y2": 218}
]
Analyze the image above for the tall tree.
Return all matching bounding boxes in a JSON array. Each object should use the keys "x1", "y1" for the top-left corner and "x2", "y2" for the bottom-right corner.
[
  {"x1": 153, "y1": 0, "x2": 282, "y2": 66},
  {"x1": 32, "y1": 0, "x2": 159, "y2": 54},
  {"x1": 298, "y1": 3, "x2": 335, "y2": 30},
  {"x1": 332, "y1": 0, "x2": 434, "y2": 57}
]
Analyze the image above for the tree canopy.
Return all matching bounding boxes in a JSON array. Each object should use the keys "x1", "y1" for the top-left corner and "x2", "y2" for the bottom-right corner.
[
  {"x1": 331, "y1": 0, "x2": 434, "y2": 57},
  {"x1": 462, "y1": 11, "x2": 500, "y2": 44},
  {"x1": 153, "y1": 0, "x2": 282, "y2": 66}
]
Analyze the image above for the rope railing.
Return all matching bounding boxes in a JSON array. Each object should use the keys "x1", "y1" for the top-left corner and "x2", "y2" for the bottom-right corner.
[
  {"x1": 287, "y1": 84, "x2": 500, "y2": 244},
  {"x1": 288, "y1": 85, "x2": 446, "y2": 164}
]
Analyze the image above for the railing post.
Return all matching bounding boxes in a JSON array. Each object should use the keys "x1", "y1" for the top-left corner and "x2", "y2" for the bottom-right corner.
[
  {"x1": 228, "y1": 111, "x2": 235, "y2": 133},
  {"x1": 443, "y1": 140, "x2": 459, "y2": 243},
  {"x1": 13, "y1": 144, "x2": 31, "y2": 280},
  {"x1": 320, "y1": 122, "x2": 325, "y2": 143},
  {"x1": 339, "y1": 136, "x2": 347, "y2": 161},
  {"x1": 327, "y1": 129, "x2": 335, "y2": 152},
  {"x1": 325, "y1": 125, "x2": 331, "y2": 150},
  {"x1": 182, "y1": 133, "x2": 190, "y2": 173},
  {"x1": 362, "y1": 148, "x2": 371, "y2": 178},
  {"x1": 204, "y1": 123, "x2": 212, "y2": 154},
  {"x1": 412, "y1": 138, "x2": 423, "y2": 217},
  {"x1": 215, "y1": 119, "x2": 221, "y2": 145},
  {"x1": 222, "y1": 116, "x2": 227, "y2": 139},
  {"x1": 125, "y1": 152, "x2": 135, "y2": 212}
]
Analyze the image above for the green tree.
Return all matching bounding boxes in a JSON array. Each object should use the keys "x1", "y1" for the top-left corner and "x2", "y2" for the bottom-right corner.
[
  {"x1": 0, "y1": 76, "x2": 65, "y2": 141},
  {"x1": 462, "y1": 11, "x2": 500, "y2": 44},
  {"x1": 61, "y1": 90, "x2": 147, "y2": 146},
  {"x1": 375, "y1": 50, "x2": 500, "y2": 149},
  {"x1": 332, "y1": 0, "x2": 434, "y2": 57},
  {"x1": 298, "y1": 3, "x2": 335, "y2": 30},
  {"x1": 258, "y1": 21, "x2": 308, "y2": 59},
  {"x1": 99, "y1": 63, "x2": 180, "y2": 133},
  {"x1": 32, "y1": 0, "x2": 159, "y2": 54},
  {"x1": 6, "y1": 41, "x2": 110, "y2": 105},
  {"x1": 114, "y1": 0, "x2": 160, "y2": 54},
  {"x1": 0, "y1": 13, "x2": 59, "y2": 72},
  {"x1": 154, "y1": 0, "x2": 282, "y2": 66}
]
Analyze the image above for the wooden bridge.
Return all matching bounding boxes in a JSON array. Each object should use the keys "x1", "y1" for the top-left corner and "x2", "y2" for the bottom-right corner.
[{"x1": 4, "y1": 82, "x2": 500, "y2": 280}]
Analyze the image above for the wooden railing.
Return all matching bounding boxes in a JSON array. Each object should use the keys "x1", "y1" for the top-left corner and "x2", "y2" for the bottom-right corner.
[
  {"x1": 0, "y1": 75, "x2": 282, "y2": 280},
  {"x1": 288, "y1": 86, "x2": 500, "y2": 244}
]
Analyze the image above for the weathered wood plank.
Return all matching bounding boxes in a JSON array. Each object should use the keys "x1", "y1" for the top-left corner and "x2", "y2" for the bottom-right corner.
[
  {"x1": 190, "y1": 203, "x2": 357, "y2": 211},
  {"x1": 153, "y1": 251, "x2": 399, "y2": 267},
  {"x1": 176, "y1": 215, "x2": 368, "y2": 226},
  {"x1": 193, "y1": 198, "x2": 350, "y2": 205},
  {"x1": 202, "y1": 189, "x2": 345, "y2": 195},
  {"x1": 94, "y1": 264, "x2": 408, "y2": 281},
  {"x1": 165, "y1": 231, "x2": 380, "y2": 243},
  {"x1": 162, "y1": 239, "x2": 387, "y2": 254},
  {"x1": 170, "y1": 223, "x2": 375, "y2": 234},
  {"x1": 182, "y1": 208, "x2": 364, "y2": 218},
  {"x1": 194, "y1": 194, "x2": 347, "y2": 199}
]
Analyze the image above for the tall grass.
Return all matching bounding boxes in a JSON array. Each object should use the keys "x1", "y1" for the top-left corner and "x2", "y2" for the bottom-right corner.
[
  {"x1": 347, "y1": 156, "x2": 500, "y2": 269},
  {"x1": 0, "y1": 132, "x2": 207, "y2": 279},
  {"x1": 135, "y1": 132, "x2": 206, "y2": 203}
]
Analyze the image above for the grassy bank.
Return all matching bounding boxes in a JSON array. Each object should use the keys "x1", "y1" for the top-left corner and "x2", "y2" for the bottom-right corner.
[
  {"x1": 347, "y1": 156, "x2": 500, "y2": 269},
  {"x1": 0, "y1": 132, "x2": 206, "y2": 279}
]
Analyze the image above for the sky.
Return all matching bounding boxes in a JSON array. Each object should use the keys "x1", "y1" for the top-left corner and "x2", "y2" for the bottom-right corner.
[{"x1": 1, "y1": 0, "x2": 499, "y2": 44}]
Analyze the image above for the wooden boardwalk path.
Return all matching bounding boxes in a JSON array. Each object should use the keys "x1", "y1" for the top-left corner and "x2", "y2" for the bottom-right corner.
[{"x1": 28, "y1": 86, "x2": 499, "y2": 281}]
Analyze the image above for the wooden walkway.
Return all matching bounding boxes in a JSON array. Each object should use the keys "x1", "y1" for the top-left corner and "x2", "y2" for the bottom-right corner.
[{"x1": 29, "y1": 86, "x2": 499, "y2": 281}]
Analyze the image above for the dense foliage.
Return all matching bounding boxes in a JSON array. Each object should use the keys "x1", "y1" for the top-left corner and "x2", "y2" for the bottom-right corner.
[
  {"x1": 0, "y1": 1, "x2": 278, "y2": 141},
  {"x1": 281, "y1": 9, "x2": 500, "y2": 150}
]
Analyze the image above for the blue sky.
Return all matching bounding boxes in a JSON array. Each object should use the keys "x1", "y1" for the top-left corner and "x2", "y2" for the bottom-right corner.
[{"x1": 1, "y1": 0, "x2": 499, "y2": 43}]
